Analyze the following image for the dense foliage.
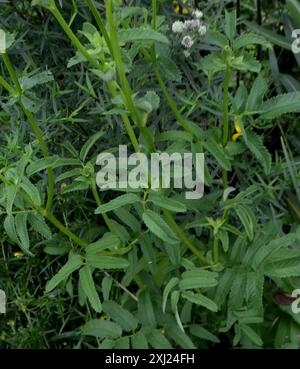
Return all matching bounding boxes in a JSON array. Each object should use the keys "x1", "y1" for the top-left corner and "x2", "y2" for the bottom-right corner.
[{"x1": 0, "y1": 0, "x2": 300, "y2": 348}]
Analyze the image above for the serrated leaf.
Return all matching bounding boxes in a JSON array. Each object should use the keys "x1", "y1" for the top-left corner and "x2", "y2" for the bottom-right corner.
[
  {"x1": 253, "y1": 233, "x2": 296, "y2": 268},
  {"x1": 157, "y1": 130, "x2": 192, "y2": 142},
  {"x1": 95, "y1": 193, "x2": 140, "y2": 214},
  {"x1": 15, "y1": 213, "x2": 31, "y2": 255},
  {"x1": 45, "y1": 254, "x2": 83, "y2": 293},
  {"x1": 247, "y1": 74, "x2": 268, "y2": 110},
  {"x1": 20, "y1": 177, "x2": 41, "y2": 207},
  {"x1": 147, "y1": 330, "x2": 172, "y2": 349},
  {"x1": 225, "y1": 10, "x2": 236, "y2": 41},
  {"x1": 86, "y1": 254, "x2": 129, "y2": 269},
  {"x1": 4, "y1": 215, "x2": 19, "y2": 245},
  {"x1": 199, "y1": 52, "x2": 226, "y2": 74},
  {"x1": 206, "y1": 30, "x2": 228, "y2": 48},
  {"x1": 113, "y1": 207, "x2": 140, "y2": 233},
  {"x1": 190, "y1": 324, "x2": 220, "y2": 343},
  {"x1": 235, "y1": 205, "x2": 255, "y2": 241},
  {"x1": 26, "y1": 156, "x2": 59, "y2": 176},
  {"x1": 204, "y1": 137, "x2": 232, "y2": 171},
  {"x1": 244, "y1": 131, "x2": 271, "y2": 175},
  {"x1": 166, "y1": 323, "x2": 195, "y2": 349},
  {"x1": 259, "y1": 92, "x2": 300, "y2": 119},
  {"x1": 265, "y1": 257, "x2": 300, "y2": 278},
  {"x1": 244, "y1": 21, "x2": 291, "y2": 49},
  {"x1": 79, "y1": 265, "x2": 102, "y2": 313},
  {"x1": 148, "y1": 193, "x2": 186, "y2": 213},
  {"x1": 234, "y1": 33, "x2": 272, "y2": 50},
  {"x1": 131, "y1": 332, "x2": 148, "y2": 349},
  {"x1": 86, "y1": 234, "x2": 120, "y2": 254},
  {"x1": 182, "y1": 291, "x2": 218, "y2": 312},
  {"x1": 81, "y1": 319, "x2": 122, "y2": 338},
  {"x1": 232, "y1": 53, "x2": 261, "y2": 73},
  {"x1": 102, "y1": 300, "x2": 138, "y2": 332},
  {"x1": 240, "y1": 324, "x2": 263, "y2": 346},
  {"x1": 28, "y1": 212, "x2": 52, "y2": 240},
  {"x1": 157, "y1": 56, "x2": 181, "y2": 82},
  {"x1": 179, "y1": 270, "x2": 219, "y2": 289},
  {"x1": 214, "y1": 268, "x2": 235, "y2": 307},
  {"x1": 5, "y1": 185, "x2": 17, "y2": 214},
  {"x1": 142, "y1": 209, "x2": 178, "y2": 244},
  {"x1": 139, "y1": 232, "x2": 156, "y2": 274},
  {"x1": 118, "y1": 28, "x2": 169, "y2": 44}
]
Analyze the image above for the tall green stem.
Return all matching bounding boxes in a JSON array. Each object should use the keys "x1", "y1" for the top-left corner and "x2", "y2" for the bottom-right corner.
[
  {"x1": 2, "y1": 53, "x2": 22, "y2": 94},
  {"x1": 107, "y1": 80, "x2": 140, "y2": 153},
  {"x1": 105, "y1": 0, "x2": 155, "y2": 152},
  {"x1": 154, "y1": 68, "x2": 192, "y2": 134},
  {"x1": 45, "y1": 212, "x2": 88, "y2": 248},
  {"x1": 213, "y1": 237, "x2": 219, "y2": 264},
  {"x1": 51, "y1": 4, "x2": 99, "y2": 69},
  {"x1": 21, "y1": 105, "x2": 55, "y2": 212},
  {"x1": 222, "y1": 64, "x2": 231, "y2": 189},
  {"x1": 0, "y1": 74, "x2": 16, "y2": 95},
  {"x1": 163, "y1": 209, "x2": 210, "y2": 266},
  {"x1": 85, "y1": 0, "x2": 112, "y2": 54}
]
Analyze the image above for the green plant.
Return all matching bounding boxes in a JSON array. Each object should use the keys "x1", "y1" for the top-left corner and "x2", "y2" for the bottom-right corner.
[{"x1": 0, "y1": 0, "x2": 300, "y2": 349}]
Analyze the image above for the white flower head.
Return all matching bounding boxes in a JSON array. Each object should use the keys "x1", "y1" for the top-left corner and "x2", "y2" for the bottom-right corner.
[
  {"x1": 193, "y1": 10, "x2": 203, "y2": 19},
  {"x1": 172, "y1": 21, "x2": 184, "y2": 34},
  {"x1": 198, "y1": 25, "x2": 207, "y2": 36},
  {"x1": 181, "y1": 35, "x2": 194, "y2": 49},
  {"x1": 183, "y1": 19, "x2": 201, "y2": 31}
]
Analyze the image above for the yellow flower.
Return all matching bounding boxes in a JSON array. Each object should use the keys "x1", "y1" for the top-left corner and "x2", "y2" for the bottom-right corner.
[
  {"x1": 173, "y1": 0, "x2": 193, "y2": 14},
  {"x1": 14, "y1": 251, "x2": 24, "y2": 258},
  {"x1": 232, "y1": 120, "x2": 242, "y2": 142}
]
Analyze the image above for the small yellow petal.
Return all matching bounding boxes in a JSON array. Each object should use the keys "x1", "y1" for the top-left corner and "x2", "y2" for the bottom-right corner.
[
  {"x1": 234, "y1": 121, "x2": 242, "y2": 133},
  {"x1": 232, "y1": 132, "x2": 242, "y2": 142},
  {"x1": 14, "y1": 251, "x2": 24, "y2": 258},
  {"x1": 174, "y1": 5, "x2": 180, "y2": 13},
  {"x1": 182, "y1": 8, "x2": 189, "y2": 14}
]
